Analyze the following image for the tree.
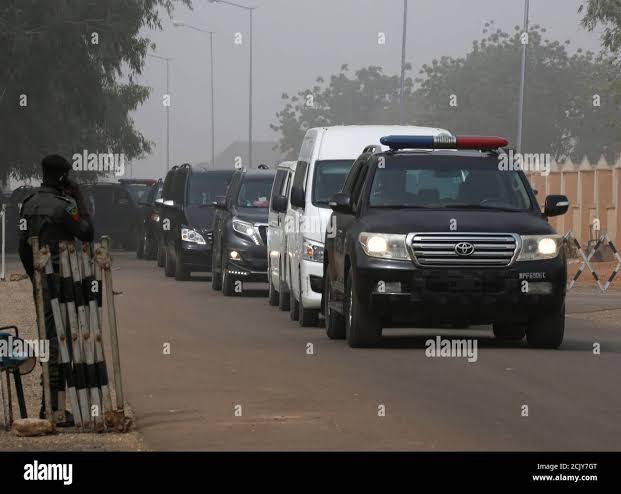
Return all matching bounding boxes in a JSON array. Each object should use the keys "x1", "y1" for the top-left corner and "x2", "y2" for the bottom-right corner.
[
  {"x1": 414, "y1": 22, "x2": 621, "y2": 162},
  {"x1": 0, "y1": 0, "x2": 190, "y2": 183},
  {"x1": 270, "y1": 64, "x2": 424, "y2": 159},
  {"x1": 581, "y1": 0, "x2": 621, "y2": 59}
]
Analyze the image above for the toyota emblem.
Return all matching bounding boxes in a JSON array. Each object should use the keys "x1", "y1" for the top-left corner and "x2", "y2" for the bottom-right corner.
[{"x1": 454, "y1": 242, "x2": 475, "y2": 256}]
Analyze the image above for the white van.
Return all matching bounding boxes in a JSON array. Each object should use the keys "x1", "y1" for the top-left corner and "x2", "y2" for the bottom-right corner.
[
  {"x1": 281, "y1": 125, "x2": 451, "y2": 326},
  {"x1": 267, "y1": 160, "x2": 296, "y2": 309}
]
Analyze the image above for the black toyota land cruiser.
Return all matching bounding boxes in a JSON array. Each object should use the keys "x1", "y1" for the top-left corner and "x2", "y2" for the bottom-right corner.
[
  {"x1": 211, "y1": 167, "x2": 276, "y2": 295},
  {"x1": 322, "y1": 135, "x2": 569, "y2": 348}
]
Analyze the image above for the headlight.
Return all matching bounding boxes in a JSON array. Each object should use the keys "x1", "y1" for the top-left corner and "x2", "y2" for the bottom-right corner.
[
  {"x1": 181, "y1": 227, "x2": 206, "y2": 245},
  {"x1": 517, "y1": 234, "x2": 562, "y2": 261},
  {"x1": 302, "y1": 238, "x2": 324, "y2": 263},
  {"x1": 359, "y1": 232, "x2": 409, "y2": 260},
  {"x1": 232, "y1": 218, "x2": 261, "y2": 245}
]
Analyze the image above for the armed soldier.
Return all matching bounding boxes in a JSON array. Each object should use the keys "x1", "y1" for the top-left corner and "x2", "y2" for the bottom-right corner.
[{"x1": 19, "y1": 154, "x2": 94, "y2": 424}]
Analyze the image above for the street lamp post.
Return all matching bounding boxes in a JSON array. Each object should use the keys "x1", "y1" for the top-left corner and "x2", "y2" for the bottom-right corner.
[
  {"x1": 209, "y1": 0, "x2": 256, "y2": 168},
  {"x1": 516, "y1": 0, "x2": 530, "y2": 153},
  {"x1": 172, "y1": 20, "x2": 216, "y2": 168},
  {"x1": 148, "y1": 54, "x2": 173, "y2": 173},
  {"x1": 399, "y1": 0, "x2": 408, "y2": 125}
]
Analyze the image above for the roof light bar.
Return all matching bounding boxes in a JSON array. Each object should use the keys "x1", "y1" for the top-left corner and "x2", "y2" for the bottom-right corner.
[{"x1": 380, "y1": 135, "x2": 508, "y2": 151}]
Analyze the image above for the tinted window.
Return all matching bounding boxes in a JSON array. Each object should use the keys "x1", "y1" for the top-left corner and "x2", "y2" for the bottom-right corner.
[
  {"x1": 269, "y1": 169, "x2": 287, "y2": 211},
  {"x1": 369, "y1": 155, "x2": 532, "y2": 210},
  {"x1": 123, "y1": 184, "x2": 149, "y2": 204},
  {"x1": 172, "y1": 169, "x2": 187, "y2": 203},
  {"x1": 311, "y1": 160, "x2": 354, "y2": 206},
  {"x1": 162, "y1": 169, "x2": 176, "y2": 200},
  {"x1": 292, "y1": 161, "x2": 308, "y2": 192},
  {"x1": 188, "y1": 172, "x2": 233, "y2": 206},
  {"x1": 237, "y1": 175, "x2": 274, "y2": 208}
]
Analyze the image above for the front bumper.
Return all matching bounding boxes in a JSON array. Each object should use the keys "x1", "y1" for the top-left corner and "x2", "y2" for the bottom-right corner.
[
  {"x1": 300, "y1": 259, "x2": 323, "y2": 308},
  {"x1": 179, "y1": 241, "x2": 212, "y2": 271},
  {"x1": 354, "y1": 256, "x2": 566, "y2": 327},
  {"x1": 222, "y1": 237, "x2": 268, "y2": 282}
]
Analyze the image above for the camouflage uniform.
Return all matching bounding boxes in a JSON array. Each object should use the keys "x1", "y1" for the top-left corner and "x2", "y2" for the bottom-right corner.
[{"x1": 19, "y1": 183, "x2": 94, "y2": 415}]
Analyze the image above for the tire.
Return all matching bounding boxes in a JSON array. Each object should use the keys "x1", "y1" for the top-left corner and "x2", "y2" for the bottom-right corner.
[
  {"x1": 289, "y1": 273, "x2": 299, "y2": 321},
  {"x1": 164, "y1": 245, "x2": 175, "y2": 277},
  {"x1": 492, "y1": 323, "x2": 526, "y2": 341},
  {"x1": 345, "y1": 269, "x2": 381, "y2": 348},
  {"x1": 268, "y1": 260, "x2": 279, "y2": 306},
  {"x1": 174, "y1": 248, "x2": 190, "y2": 281},
  {"x1": 222, "y1": 256, "x2": 235, "y2": 296},
  {"x1": 136, "y1": 229, "x2": 145, "y2": 259},
  {"x1": 278, "y1": 260, "x2": 290, "y2": 311},
  {"x1": 211, "y1": 249, "x2": 222, "y2": 291},
  {"x1": 298, "y1": 271, "x2": 318, "y2": 327},
  {"x1": 157, "y1": 241, "x2": 165, "y2": 267},
  {"x1": 325, "y1": 266, "x2": 345, "y2": 339},
  {"x1": 526, "y1": 303, "x2": 565, "y2": 349}
]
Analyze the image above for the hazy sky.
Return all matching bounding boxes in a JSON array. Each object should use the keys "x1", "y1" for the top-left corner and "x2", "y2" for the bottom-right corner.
[{"x1": 130, "y1": 0, "x2": 604, "y2": 178}]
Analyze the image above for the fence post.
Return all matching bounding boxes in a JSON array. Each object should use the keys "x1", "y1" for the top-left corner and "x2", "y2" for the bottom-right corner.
[{"x1": 31, "y1": 237, "x2": 53, "y2": 422}]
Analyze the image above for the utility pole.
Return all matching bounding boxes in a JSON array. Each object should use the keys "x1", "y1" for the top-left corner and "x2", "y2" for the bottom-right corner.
[
  {"x1": 516, "y1": 0, "x2": 530, "y2": 153},
  {"x1": 399, "y1": 0, "x2": 408, "y2": 125}
]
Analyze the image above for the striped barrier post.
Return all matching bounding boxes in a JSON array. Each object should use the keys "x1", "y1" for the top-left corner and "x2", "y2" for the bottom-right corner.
[
  {"x1": 31, "y1": 237, "x2": 53, "y2": 422},
  {"x1": 41, "y1": 247, "x2": 83, "y2": 428},
  {"x1": 59, "y1": 241, "x2": 91, "y2": 428}
]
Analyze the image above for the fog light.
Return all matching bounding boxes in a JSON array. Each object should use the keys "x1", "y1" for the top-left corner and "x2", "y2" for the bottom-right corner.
[{"x1": 229, "y1": 250, "x2": 239, "y2": 260}]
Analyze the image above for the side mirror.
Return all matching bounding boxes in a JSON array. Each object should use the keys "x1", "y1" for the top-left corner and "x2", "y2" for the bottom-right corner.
[
  {"x1": 544, "y1": 194, "x2": 569, "y2": 217},
  {"x1": 290, "y1": 186, "x2": 305, "y2": 209},
  {"x1": 329, "y1": 192, "x2": 353, "y2": 214},
  {"x1": 214, "y1": 196, "x2": 227, "y2": 210},
  {"x1": 272, "y1": 195, "x2": 288, "y2": 213}
]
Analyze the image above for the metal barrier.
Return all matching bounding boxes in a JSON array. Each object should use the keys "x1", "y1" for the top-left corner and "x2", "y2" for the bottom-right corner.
[
  {"x1": 26, "y1": 235, "x2": 128, "y2": 432},
  {"x1": 565, "y1": 232, "x2": 621, "y2": 292}
]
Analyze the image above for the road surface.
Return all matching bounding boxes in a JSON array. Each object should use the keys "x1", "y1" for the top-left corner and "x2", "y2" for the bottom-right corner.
[{"x1": 99, "y1": 252, "x2": 620, "y2": 451}]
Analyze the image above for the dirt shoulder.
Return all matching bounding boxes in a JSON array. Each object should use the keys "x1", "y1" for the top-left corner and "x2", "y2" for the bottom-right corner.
[{"x1": 0, "y1": 263, "x2": 146, "y2": 451}]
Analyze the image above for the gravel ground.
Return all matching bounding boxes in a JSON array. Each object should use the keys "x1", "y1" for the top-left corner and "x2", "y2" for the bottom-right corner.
[{"x1": 0, "y1": 269, "x2": 146, "y2": 451}]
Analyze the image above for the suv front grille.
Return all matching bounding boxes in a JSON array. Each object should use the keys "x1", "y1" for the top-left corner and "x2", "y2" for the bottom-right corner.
[{"x1": 408, "y1": 233, "x2": 518, "y2": 267}]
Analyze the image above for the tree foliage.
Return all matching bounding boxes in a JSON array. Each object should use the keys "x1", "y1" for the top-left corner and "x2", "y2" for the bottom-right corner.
[
  {"x1": 272, "y1": 22, "x2": 621, "y2": 163},
  {"x1": 0, "y1": 0, "x2": 190, "y2": 182},
  {"x1": 415, "y1": 22, "x2": 621, "y2": 162}
]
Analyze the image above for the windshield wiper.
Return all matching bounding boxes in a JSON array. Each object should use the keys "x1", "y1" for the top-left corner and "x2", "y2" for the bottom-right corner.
[{"x1": 440, "y1": 204, "x2": 521, "y2": 211}]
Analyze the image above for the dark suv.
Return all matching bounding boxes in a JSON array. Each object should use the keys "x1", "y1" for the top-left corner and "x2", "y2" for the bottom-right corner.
[
  {"x1": 211, "y1": 168, "x2": 276, "y2": 295},
  {"x1": 323, "y1": 135, "x2": 569, "y2": 348},
  {"x1": 136, "y1": 179, "x2": 163, "y2": 259},
  {"x1": 160, "y1": 164, "x2": 234, "y2": 280}
]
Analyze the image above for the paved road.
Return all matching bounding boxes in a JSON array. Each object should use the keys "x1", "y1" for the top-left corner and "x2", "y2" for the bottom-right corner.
[{"x1": 94, "y1": 253, "x2": 619, "y2": 451}]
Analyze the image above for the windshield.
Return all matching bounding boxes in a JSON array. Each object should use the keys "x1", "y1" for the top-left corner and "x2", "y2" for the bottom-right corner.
[
  {"x1": 312, "y1": 160, "x2": 354, "y2": 206},
  {"x1": 124, "y1": 184, "x2": 149, "y2": 204},
  {"x1": 188, "y1": 172, "x2": 232, "y2": 206},
  {"x1": 237, "y1": 176, "x2": 274, "y2": 208},
  {"x1": 369, "y1": 156, "x2": 533, "y2": 210}
]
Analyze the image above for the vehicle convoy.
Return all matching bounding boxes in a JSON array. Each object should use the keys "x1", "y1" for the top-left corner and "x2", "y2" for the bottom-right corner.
[
  {"x1": 160, "y1": 164, "x2": 234, "y2": 280},
  {"x1": 267, "y1": 161, "x2": 297, "y2": 307},
  {"x1": 323, "y1": 135, "x2": 569, "y2": 348},
  {"x1": 211, "y1": 167, "x2": 276, "y2": 296},
  {"x1": 136, "y1": 179, "x2": 163, "y2": 259},
  {"x1": 273, "y1": 125, "x2": 450, "y2": 326},
  {"x1": 83, "y1": 182, "x2": 141, "y2": 250}
]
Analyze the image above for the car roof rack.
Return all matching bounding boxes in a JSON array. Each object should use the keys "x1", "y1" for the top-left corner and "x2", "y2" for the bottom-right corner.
[{"x1": 362, "y1": 144, "x2": 383, "y2": 154}]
